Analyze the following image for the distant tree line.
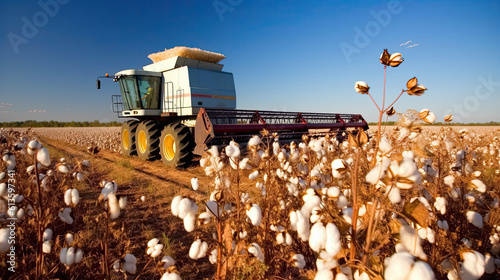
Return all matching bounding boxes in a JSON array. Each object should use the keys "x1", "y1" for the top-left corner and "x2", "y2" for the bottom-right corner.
[
  {"x1": 368, "y1": 121, "x2": 500, "y2": 126},
  {"x1": 0, "y1": 120, "x2": 123, "y2": 127}
]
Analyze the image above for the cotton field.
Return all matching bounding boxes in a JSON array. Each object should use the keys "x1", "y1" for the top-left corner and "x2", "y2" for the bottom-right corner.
[
  {"x1": 31, "y1": 127, "x2": 121, "y2": 153},
  {"x1": 1, "y1": 49, "x2": 500, "y2": 279}
]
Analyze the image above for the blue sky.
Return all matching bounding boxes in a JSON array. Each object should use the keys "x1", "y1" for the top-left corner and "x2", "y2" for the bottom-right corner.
[{"x1": 1, "y1": 0, "x2": 499, "y2": 123}]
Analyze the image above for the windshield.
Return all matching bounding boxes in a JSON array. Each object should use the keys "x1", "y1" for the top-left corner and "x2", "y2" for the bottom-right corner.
[{"x1": 118, "y1": 75, "x2": 161, "y2": 110}]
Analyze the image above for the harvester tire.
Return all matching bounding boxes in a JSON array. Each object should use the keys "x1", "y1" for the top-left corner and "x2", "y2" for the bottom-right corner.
[
  {"x1": 159, "y1": 123, "x2": 194, "y2": 168},
  {"x1": 135, "y1": 120, "x2": 161, "y2": 161},
  {"x1": 121, "y1": 120, "x2": 139, "y2": 156}
]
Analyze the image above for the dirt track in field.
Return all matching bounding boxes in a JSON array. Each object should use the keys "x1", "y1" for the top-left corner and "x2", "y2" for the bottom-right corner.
[{"x1": 39, "y1": 136, "x2": 216, "y2": 279}]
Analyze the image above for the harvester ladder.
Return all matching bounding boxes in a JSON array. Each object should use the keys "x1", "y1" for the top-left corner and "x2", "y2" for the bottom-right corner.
[{"x1": 163, "y1": 82, "x2": 184, "y2": 116}]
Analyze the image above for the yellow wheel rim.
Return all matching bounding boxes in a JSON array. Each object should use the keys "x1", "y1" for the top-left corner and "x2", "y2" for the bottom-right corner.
[
  {"x1": 163, "y1": 134, "x2": 176, "y2": 161},
  {"x1": 122, "y1": 129, "x2": 129, "y2": 150},
  {"x1": 138, "y1": 130, "x2": 147, "y2": 154}
]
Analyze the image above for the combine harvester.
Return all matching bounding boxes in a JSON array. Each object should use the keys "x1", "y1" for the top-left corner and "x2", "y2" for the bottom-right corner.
[{"x1": 97, "y1": 47, "x2": 368, "y2": 167}]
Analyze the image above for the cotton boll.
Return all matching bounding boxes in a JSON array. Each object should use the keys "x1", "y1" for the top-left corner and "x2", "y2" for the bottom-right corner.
[
  {"x1": 43, "y1": 228, "x2": 53, "y2": 241},
  {"x1": 342, "y1": 208, "x2": 353, "y2": 224},
  {"x1": 208, "y1": 145, "x2": 219, "y2": 157},
  {"x1": 309, "y1": 222, "x2": 327, "y2": 252},
  {"x1": 64, "y1": 189, "x2": 72, "y2": 206},
  {"x1": 297, "y1": 210, "x2": 310, "y2": 241},
  {"x1": 249, "y1": 170, "x2": 259, "y2": 180},
  {"x1": 112, "y1": 260, "x2": 121, "y2": 271},
  {"x1": 191, "y1": 177, "x2": 199, "y2": 191},
  {"x1": 470, "y1": 179, "x2": 487, "y2": 193},
  {"x1": 384, "y1": 252, "x2": 414, "y2": 280},
  {"x1": 58, "y1": 164, "x2": 69, "y2": 174},
  {"x1": 426, "y1": 228, "x2": 436, "y2": 244},
  {"x1": 438, "y1": 220, "x2": 449, "y2": 231},
  {"x1": 76, "y1": 173, "x2": 84, "y2": 181},
  {"x1": 66, "y1": 233, "x2": 74, "y2": 244},
  {"x1": 81, "y1": 159, "x2": 90, "y2": 167},
  {"x1": 325, "y1": 223, "x2": 341, "y2": 257},
  {"x1": 66, "y1": 247, "x2": 75, "y2": 266},
  {"x1": 485, "y1": 253, "x2": 495, "y2": 274},
  {"x1": 147, "y1": 246, "x2": 155, "y2": 255},
  {"x1": 43, "y1": 241, "x2": 52, "y2": 254},
  {"x1": 37, "y1": 148, "x2": 51, "y2": 167},
  {"x1": 189, "y1": 239, "x2": 202, "y2": 259},
  {"x1": 124, "y1": 253, "x2": 137, "y2": 265},
  {"x1": 285, "y1": 232, "x2": 293, "y2": 246},
  {"x1": 407, "y1": 261, "x2": 435, "y2": 280},
  {"x1": 444, "y1": 175, "x2": 455, "y2": 187},
  {"x1": 119, "y1": 196, "x2": 127, "y2": 209},
  {"x1": 75, "y1": 248, "x2": 83, "y2": 264},
  {"x1": 246, "y1": 204, "x2": 262, "y2": 226},
  {"x1": 337, "y1": 194, "x2": 349, "y2": 209},
  {"x1": 58, "y1": 208, "x2": 74, "y2": 224},
  {"x1": 301, "y1": 194, "x2": 321, "y2": 218},
  {"x1": 141, "y1": 196, "x2": 146, "y2": 202},
  {"x1": 162, "y1": 255, "x2": 176, "y2": 268},
  {"x1": 290, "y1": 211, "x2": 298, "y2": 231},
  {"x1": 465, "y1": 193, "x2": 476, "y2": 203},
  {"x1": 198, "y1": 212, "x2": 212, "y2": 224},
  {"x1": 171, "y1": 196, "x2": 182, "y2": 216},
  {"x1": 108, "y1": 194, "x2": 121, "y2": 219},
  {"x1": 399, "y1": 225, "x2": 426, "y2": 260},
  {"x1": 248, "y1": 136, "x2": 262, "y2": 147},
  {"x1": 239, "y1": 158, "x2": 252, "y2": 169},
  {"x1": 327, "y1": 187, "x2": 340, "y2": 198},
  {"x1": 209, "y1": 249, "x2": 218, "y2": 264},
  {"x1": 292, "y1": 254, "x2": 305, "y2": 269},
  {"x1": 466, "y1": 211, "x2": 483, "y2": 228},
  {"x1": 354, "y1": 270, "x2": 370, "y2": 280},
  {"x1": 60, "y1": 247, "x2": 68, "y2": 264},
  {"x1": 335, "y1": 273, "x2": 349, "y2": 280},
  {"x1": 387, "y1": 186, "x2": 401, "y2": 204},
  {"x1": 365, "y1": 158, "x2": 391, "y2": 185},
  {"x1": 434, "y1": 197, "x2": 447, "y2": 215},
  {"x1": 28, "y1": 140, "x2": 39, "y2": 150},
  {"x1": 197, "y1": 241, "x2": 208, "y2": 259},
  {"x1": 225, "y1": 145, "x2": 235, "y2": 157},
  {"x1": 184, "y1": 211, "x2": 196, "y2": 232},
  {"x1": 248, "y1": 243, "x2": 264, "y2": 262},
  {"x1": 310, "y1": 207, "x2": 322, "y2": 224},
  {"x1": 178, "y1": 198, "x2": 193, "y2": 219},
  {"x1": 151, "y1": 244, "x2": 164, "y2": 258},
  {"x1": 147, "y1": 238, "x2": 159, "y2": 249},
  {"x1": 460, "y1": 250, "x2": 485, "y2": 280},
  {"x1": 71, "y1": 189, "x2": 79, "y2": 205},
  {"x1": 314, "y1": 269, "x2": 334, "y2": 280},
  {"x1": 123, "y1": 262, "x2": 137, "y2": 274}
]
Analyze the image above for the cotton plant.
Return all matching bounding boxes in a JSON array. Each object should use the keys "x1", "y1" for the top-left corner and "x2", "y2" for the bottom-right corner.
[
  {"x1": 42, "y1": 228, "x2": 53, "y2": 254},
  {"x1": 171, "y1": 195, "x2": 198, "y2": 232},
  {"x1": 147, "y1": 238, "x2": 164, "y2": 258},
  {"x1": 113, "y1": 253, "x2": 137, "y2": 274},
  {"x1": 60, "y1": 247, "x2": 84, "y2": 267},
  {"x1": 64, "y1": 188, "x2": 80, "y2": 206}
]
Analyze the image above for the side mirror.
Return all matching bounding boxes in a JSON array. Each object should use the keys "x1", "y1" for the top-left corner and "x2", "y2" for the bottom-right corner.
[{"x1": 97, "y1": 79, "x2": 101, "y2": 89}]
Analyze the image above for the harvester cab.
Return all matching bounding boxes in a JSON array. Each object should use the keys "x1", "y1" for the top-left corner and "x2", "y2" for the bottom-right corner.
[{"x1": 97, "y1": 47, "x2": 368, "y2": 168}]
